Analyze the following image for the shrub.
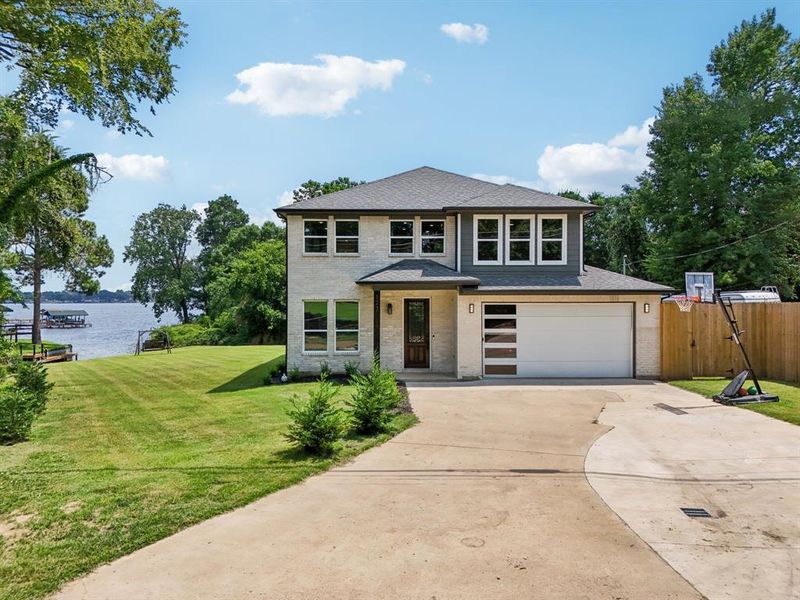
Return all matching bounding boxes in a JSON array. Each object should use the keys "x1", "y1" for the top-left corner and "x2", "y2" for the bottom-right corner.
[
  {"x1": 346, "y1": 356, "x2": 401, "y2": 434},
  {"x1": 0, "y1": 387, "x2": 42, "y2": 444},
  {"x1": 284, "y1": 377, "x2": 346, "y2": 454},
  {"x1": 14, "y1": 361, "x2": 52, "y2": 414},
  {"x1": 319, "y1": 360, "x2": 331, "y2": 379},
  {"x1": 154, "y1": 324, "x2": 212, "y2": 347},
  {"x1": 288, "y1": 366, "x2": 301, "y2": 382},
  {"x1": 344, "y1": 360, "x2": 360, "y2": 380},
  {"x1": 262, "y1": 364, "x2": 280, "y2": 386}
]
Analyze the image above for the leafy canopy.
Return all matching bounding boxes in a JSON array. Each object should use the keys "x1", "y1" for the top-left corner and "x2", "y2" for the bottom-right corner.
[
  {"x1": 124, "y1": 203, "x2": 199, "y2": 322},
  {"x1": 292, "y1": 177, "x2": 365, "y2": 203},
  {"x1": 0, "y1": 0, "x2": 187, "y2": 135}
]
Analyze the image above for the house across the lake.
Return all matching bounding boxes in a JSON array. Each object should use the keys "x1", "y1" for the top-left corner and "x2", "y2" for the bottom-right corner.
[
  {"x1": 40, "y1": 308, "x2": 90, "y2": 329},
  {"x1": 274, "y1": 167, "x2": 672, "y2": 379}
]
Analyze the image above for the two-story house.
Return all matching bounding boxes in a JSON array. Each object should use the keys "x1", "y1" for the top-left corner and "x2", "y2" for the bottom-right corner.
[{"x1": 275, "y1": 167, "x2": 671, "y2": 379}]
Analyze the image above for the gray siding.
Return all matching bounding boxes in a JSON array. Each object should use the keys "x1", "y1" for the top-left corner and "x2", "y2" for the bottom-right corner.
[{"x1": 459, "y1": 212, "x2": 582, "y2": 276}]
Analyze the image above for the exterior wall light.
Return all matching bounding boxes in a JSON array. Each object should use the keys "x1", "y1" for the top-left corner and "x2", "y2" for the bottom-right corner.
[
  {"x1": 644, "y1": 303, "x2": 650, "y2": 314},
  {"x1": 387, "y1": 303, "x2": 393, "y2": 315},
  {"x1": 469, "y1": 303, "x2": 475, "y2": 314}
]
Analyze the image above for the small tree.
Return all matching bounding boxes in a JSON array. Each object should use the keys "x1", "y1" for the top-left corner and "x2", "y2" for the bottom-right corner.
[
  {"x1": 124, "y1": 203, "x2": 199, "y2": 323},
  {"x1": 346, "y1": 356, "x2": 401, "y2": 434},
  {"x1": 284, "y1": 377, "x2": 346, "y2": 455},
  {"x1": 292, "y1": 177, "x2": 364, "y2": 203}
]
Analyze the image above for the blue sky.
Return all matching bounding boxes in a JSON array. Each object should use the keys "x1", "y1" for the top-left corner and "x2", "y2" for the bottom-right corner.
[{"x1": 4, "y1": 1, "x2": 798, "y2": 291}]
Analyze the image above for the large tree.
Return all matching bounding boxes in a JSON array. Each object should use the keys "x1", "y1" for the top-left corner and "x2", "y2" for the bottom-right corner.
[
  {"x1": 124, "y1": 204, "x2": 199, "y2": 322},
  {"x1": 0, "y1": 0, "x2": 187, "y2": 135},
  {"x1": 292, "y1": 177, "x2": 365, "y2": 203},
  {"x1": 6, "y1": 134, "x2": 113, "y2": 343},
  {"x1": 640, "y1": 9, "x2": 800, "y2": 296}
]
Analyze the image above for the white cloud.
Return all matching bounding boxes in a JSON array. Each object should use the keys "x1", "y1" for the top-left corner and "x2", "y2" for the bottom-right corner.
[
  {"x1": 536, "y1": 118, "x2": 654, "y2": 195},
  {"x1": 471, "y1": 173, "x2": 538, "y2": 189},
  {"x1": 96, "y1": 153, "x2": 170, "y2": 181},
  {"x1": 440, "y1": 23, "x2": 489, "y2": 44},
  {"x1": 57, "y1": 119, "x2": 75, "y2": 131},
  {"x1": 226, "y1": 54, "x2": 406, "y2": 117}
]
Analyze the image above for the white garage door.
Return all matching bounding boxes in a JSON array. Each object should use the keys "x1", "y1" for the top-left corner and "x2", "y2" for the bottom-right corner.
[{"x1": 483, "y1": 303, "x2": 633, "y2": 378}]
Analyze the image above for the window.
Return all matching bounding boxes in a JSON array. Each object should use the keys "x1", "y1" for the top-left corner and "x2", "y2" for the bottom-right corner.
[
  {"x1": 335, "y1": 301, "x2": 359, "y2": 352},
  {"x1": 538, "y1": 215, "x2": 567, "y2": 265},
  {"x1": 506, "y1": 217, "x2": 533, "y2": 264},
  {"x1": 335, "y1": 220, "x2": 359, "y2": 254},
  {"x1": 390, "y1": 220, "x2": 414, "y2": 254},
  {"x1": 303, "y1": 301, "x2": 328, "y2": 352},
  {"x1": 420, "y1": 220, "x2": 445, "y2": 255},
  {"x1": 474, "y1": 215, "x2": 502, "y2": 265},
  {"x1": 304, "y1": 219, "x2": 328, "y2": 254}
]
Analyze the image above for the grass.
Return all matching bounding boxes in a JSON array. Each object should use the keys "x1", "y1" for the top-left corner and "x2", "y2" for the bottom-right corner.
[
  {"x1": 669, "y1": 377, "x2": 800, "y2": 426},
  {"x1": 0, "y1": 346, "x2": 416, "y2": 600}
]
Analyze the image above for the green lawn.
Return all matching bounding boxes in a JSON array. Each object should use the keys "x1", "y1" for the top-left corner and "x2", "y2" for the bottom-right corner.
[
  {"x1": 669, "y1": 377, "x2": 800, "y2": 425},
  {"x1": 0, "y1": 346, "x2": 415, "y2": 600}
]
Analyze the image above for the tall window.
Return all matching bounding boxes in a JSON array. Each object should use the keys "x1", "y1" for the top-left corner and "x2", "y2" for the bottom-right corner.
[
  {"x1": 304, "y1": 219, "x2": 328, "y2": 254},
  {"x1": 335, "y1": 301, "x2": 359, "y2": 352},
  {"x1": 474, "y1": 215, "x2": 501, "y2": 264},
  {"x1": 390, "y1": 220, "x2": 414, "y2": 254},
  {"x1": 303, "y1": 301, "x2": 327, "y2": 352},
  {"x1": 506, "y1": 217, "x2": 533, "y2": 264},
  {"x1": 538, "y1": 215, "x2": 567, "y2": 264},
  {"x1": 335, "y1": 220, "x2": 359, "y2": 254},
  {"x1": 420, "y1": 220, "x2": 445, "y2": 255}
]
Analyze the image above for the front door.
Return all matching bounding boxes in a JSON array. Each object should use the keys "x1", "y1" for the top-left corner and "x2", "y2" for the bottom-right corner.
[{"x1": 404, "y1": 299, "x2": 430, "y2": 368}]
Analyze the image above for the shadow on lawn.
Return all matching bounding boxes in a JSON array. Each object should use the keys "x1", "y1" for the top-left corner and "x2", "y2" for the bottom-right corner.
[{"x1": 209, "y1": 355, "x2": 285, "y2": 393}]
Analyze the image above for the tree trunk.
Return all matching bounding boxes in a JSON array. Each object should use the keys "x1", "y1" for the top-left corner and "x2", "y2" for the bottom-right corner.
[
  {"x1": 180, "y1": 300, "x2": 189, "y2": 324},
  {"x1": 32, "y1": 264, "x2": 42, "y2": 345}
]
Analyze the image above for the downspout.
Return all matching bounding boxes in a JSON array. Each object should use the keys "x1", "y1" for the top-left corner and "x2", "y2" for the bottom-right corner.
[
  {"x1": 456, "y1": 213, "x2": 461, "y2": 272},
  {"x1": 579, "y1": 212, "x2": 584, "y2": 273},
  {"x1": 283, "y1": 215, "x2": 288, "y2": 375}
]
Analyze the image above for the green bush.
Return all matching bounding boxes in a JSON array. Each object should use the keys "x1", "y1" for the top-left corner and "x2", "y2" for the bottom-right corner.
[
  {"x1": 344, "y1": 360, "x2": 360, "y2": 380},
  {"x1": 288, "y1": 366, "x2": 301, "y2": 382},
  {"x1": 346, "y1": 356, "x2": 401, "y2": 434},
  {"x1": 319, "y1": 360, "x2": 331, "y2": 379},
  {"x1": 0, "y1": 387, "x2": 41, "y2": 444},
  {"x1": 14, "y1": 361, "x2": 52, "y2": 414},
  {"x1": 284, "y1": 377, "x2": 346, "y2": 454},
  {"x1": 154, "y1": 323, "x2": 213, "y2": 347}
]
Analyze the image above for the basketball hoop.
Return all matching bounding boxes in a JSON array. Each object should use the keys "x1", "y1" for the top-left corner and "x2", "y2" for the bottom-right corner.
[{"x1": 675, "y1": 296, "x2": 695, "y2": 312}]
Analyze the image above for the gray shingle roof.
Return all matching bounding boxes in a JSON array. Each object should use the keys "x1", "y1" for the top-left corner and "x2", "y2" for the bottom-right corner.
[
  {"x1": 274, "y1": 167, "x2": 592, "y2": 214},
  {"x1": 449, "y1": 184, "x2": 591, "y2": 210},
  {"x1": 357, "y1": 259, "x2": 480, "y2": 286},
  {"x1": 464, "y1": 266, "x2": 674, "y2": 293}
]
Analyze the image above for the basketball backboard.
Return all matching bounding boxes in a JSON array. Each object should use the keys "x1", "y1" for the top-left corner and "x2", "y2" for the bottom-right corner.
[{"x1": 685, "y1": 272, "x2": 714, "y2": 303}]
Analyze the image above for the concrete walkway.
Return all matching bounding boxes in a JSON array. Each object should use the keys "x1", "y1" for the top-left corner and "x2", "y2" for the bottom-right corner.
[
  {"x1": 586, "y1": 382, "x2": 800, "y2": 600},
  {"x1": 54, "y1": 384, "x2": 700, "y2": 600}
]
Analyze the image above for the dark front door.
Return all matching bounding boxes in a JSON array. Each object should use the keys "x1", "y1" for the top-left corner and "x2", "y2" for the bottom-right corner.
[{"x1": 404, "y1": 299, "x2": 430, "y2": 368}]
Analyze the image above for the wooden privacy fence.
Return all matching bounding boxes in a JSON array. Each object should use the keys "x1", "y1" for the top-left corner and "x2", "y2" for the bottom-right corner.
[{"x1": 661, "y1": 302, "x2": 800, "y2": 383}]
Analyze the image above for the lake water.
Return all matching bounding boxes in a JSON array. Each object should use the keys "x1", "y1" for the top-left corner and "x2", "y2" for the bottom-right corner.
[{"x1": 3, "y1": 303, "x2": 179, "y2": 360}]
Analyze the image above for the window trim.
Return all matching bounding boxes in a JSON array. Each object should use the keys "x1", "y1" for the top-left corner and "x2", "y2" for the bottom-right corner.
[
  {"x1": 334, "y1": 300, "x2": 360, "y2": 354},
  {"x1": 420, "y1": 219, "x2": 446, "y2": 256},
  {"x1": 389, "y1": 219, "x2": 415, "y2": 256},
  {"x1": 303, "y1": 218, "x2": 329, "y2": 256},
  {"x1": 302, "y1": 299, "x2": 329, "y2": 354},
  {"x1": 473, "y1": 214, "x2": 503, "y2": 266},
  {"x1": 537, "y1": 214, "x2": 568, "y2": 266},
  {"x1": 334, "y1": 219, "x2": 360, "y2": 256},
  {"x1": 505, "y1": 215, "x2": 535, "y2": 265}
]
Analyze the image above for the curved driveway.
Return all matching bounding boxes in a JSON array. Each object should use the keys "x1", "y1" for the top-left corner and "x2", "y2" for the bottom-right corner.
[{"x1": 56, "y1": 383, "x2": 700, "y2": 600}]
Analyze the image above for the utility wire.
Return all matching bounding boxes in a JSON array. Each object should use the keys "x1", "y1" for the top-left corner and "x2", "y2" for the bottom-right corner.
[{"x1": 626, "y1": 220, "x2": 791, "y2": 267}]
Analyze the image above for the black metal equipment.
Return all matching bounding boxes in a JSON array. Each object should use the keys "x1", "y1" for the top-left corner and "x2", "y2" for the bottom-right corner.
[{"x1": 712, "y1": 291, "x2": 778, "y2": 405}]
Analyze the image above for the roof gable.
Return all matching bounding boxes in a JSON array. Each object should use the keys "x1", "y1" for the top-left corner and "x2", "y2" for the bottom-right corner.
[{"x1": 274, "y1": 167, "x2": 593, "y2": 214}]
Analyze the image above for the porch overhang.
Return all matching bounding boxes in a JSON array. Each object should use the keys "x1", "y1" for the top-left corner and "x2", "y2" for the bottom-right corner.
[{"x1": 356, "y1": 259, "x2": 480, "y2": 289}]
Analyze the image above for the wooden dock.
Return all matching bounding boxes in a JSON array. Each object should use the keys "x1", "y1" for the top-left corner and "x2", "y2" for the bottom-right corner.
[{"x1": 20, "y1": 344, "x2": 78, "y2": 363}]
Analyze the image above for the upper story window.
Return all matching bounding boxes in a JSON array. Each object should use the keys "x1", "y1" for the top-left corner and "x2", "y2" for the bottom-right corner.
[
  {"x1": 303, "y1": 219, "x2": 328, "y2": 254},
  {"x1": 420, "y1": 220, "x2": 445, "y2": 255},
  {"x1": 538, "y1": 215, "x2": 567, "y2": 265},
  {"x1": 474, "y1": 215, "x2": 502, "y2": 265},
  {"x1": 390, "y1": 220, "x2": 414, "y2": 255},
  {"x1": 506, "y1": 216, "x2": 534, "y2": 264},
  {"x1": 335, "y1": 220, "x2": 359, "y2": 254}
]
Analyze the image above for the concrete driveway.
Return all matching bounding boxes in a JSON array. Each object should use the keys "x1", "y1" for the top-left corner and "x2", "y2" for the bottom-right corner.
[{"x1": 55, "y1": 383, "x2": 700, "y2": 600}]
